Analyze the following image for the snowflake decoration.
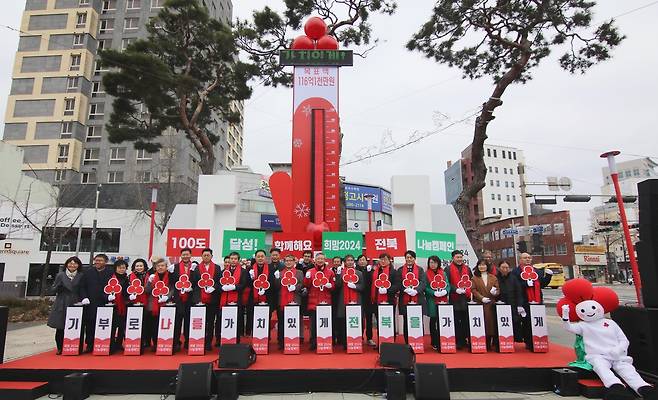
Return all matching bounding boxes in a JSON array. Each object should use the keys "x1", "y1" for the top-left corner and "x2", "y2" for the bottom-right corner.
[
  {"x1": 302, "y1": 104, "x2": 312, "y2": 116},
  {"x1": 294, "y1": 202, "x2": 310, "y2": 218},
  {"x1": 293, "y1": 138, "x2": 303, "y2": 148}
]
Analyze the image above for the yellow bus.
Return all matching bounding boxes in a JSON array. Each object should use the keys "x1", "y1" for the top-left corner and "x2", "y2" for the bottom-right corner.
[{"x1": 534, "y1": 263, "x2": 565, "y2": 288}]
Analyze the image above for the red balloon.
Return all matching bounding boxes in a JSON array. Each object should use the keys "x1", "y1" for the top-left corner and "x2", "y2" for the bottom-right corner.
[
  {"x1": 291, "y1": 35, "x2": 314, "y2": 50},
  {"x1": 316, "y1": 35, "x2": 339, "y2": 50},
  {"x1": 304, "y1": 17, "x2": 327, "y2": 41}
]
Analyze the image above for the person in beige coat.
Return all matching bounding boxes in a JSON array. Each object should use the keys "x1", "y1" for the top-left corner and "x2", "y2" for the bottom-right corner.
[{"x1": 472, "y1": 259, "x2": 500, "y2": 350}]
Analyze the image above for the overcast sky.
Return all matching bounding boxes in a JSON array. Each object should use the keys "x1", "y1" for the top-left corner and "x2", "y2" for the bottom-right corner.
[{"x1": 1, "y1": 1, "x2": 657, "y2": 239}]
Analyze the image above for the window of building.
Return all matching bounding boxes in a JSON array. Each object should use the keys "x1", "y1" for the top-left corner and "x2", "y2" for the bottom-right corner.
[
  {"x1": 489, "y1": 179, "x2": 494, "y2": 186},
  {"x1": 64, "y1": 98, "x2": 76, "y2": 115},
  {"x1": 109, "y1": 147, "x2": 126, "y2": 162},
  {"x1": 57, "y1": 144, "x2": 69, "y2": 163},
  {"x1": 102, "y1": 0, "x2": 116, "y2": 11},
  {"x1": 498, "y1": 208, "x2": 502, "y2": 214},
  {"x1": 97, "y1": 39, "x2": 108, "y2": 51},
  {"x1": 108, "y1": 171, "x2": 124, "y2": 183},
  {"x1": 136, "y1": 170, "x2": 151, "y2": 182},
  {"x1": 502, "y1": 151, "x2": 506, "y2": 159},
  {"x1": 488, "y1": 166, "x2": 492, "y2": 172},
  {"x1": 510, "y1": 181, "x2": 515, "y2": 188},
  {"x1": 94, "y1": 60, "x2": 108, "y2": 75},
  {"x1": 512, "y1": 195, "x2": 516, "y2": 201},
  {"x1": 40, "y1": 227, "x2": 121, "y2": 253},
  {"x1": 512, "y1": 151, "x2": 517, "y2": 160},
  {"x1": 506, "y1": 195, "x2": 510, "y2": 201},
  {"x1": 496, "y1": 180, "x2": 500, "y2": 187},
  {"x1": 491, "y1": 193, "x2": 495, "y2": 200},
  {"x1": 494, "y1": 167, "x2": 498, "y2": 173},
  {"x1": 76, "y1": 13, "x2": 87, "y2": 28},
  {"x1": 81, "y1": 171, "x2": 96, "y2": 183},
  {"x1": 507, "y1": 208, "x2": 511, "y2": 215},
  {"x1": 497, "y1": 194, "x2": 501, "y2": 200},
  {"x1": 89, "y1": 103, "x2": 103, "y2": 119},
  {"x1": 556, "y1": 243, "x2": 568, "y2": 255},
  {"x1": 544, "y1": 245, "x2": 555, "y2": 256},
  {"x1": 503, "y1": 168, "x2": 507, "y2": 174},
  {"x1": 86, "y1": 126, "x2": 101, "y2": 141},
  {"x1": 83, "y1": 148, "x2": 99, "y2": 164},
  {"x1": 92, "y1": 81, "x2": 104, "y2": 97},
  {"x1": 505, "y1": 181, "x2": 509, "y2": 188},
  {"x1": 79, "y1": 0, "x2": 90, "y2": 6},
  {"x1": 66, "y1": 77, "x2": 79, "y2": 90},
  {"x1": 121, "y1": 38, "x2": 135, "y2": 50},
  {"x1": 99, "y1": 19, "x2": 114, "y2": 33},
  {"x1": 61, "y1": 122, "x2": 73, "y2": 137},
  {"x1": 624, "y1": 170, "x2": 632, "y2": 178},
  {"x1": 126, "y1": 0, "x2": 141, "y2": 9},
  {"x1": 124, "y1": 18, "x2": 139, "y2": 30},
  {"x1": 492, "y1": 208, "x2": 496, "y2": 214},
  {"x1": 55, "y1": 169, "x2": 67, "y2": 182},
  {"x1": 487, "y1": 148, "x2": 491, "y2": 157},
  {"x1": 493, "y1": 149, "x2": 497, "y2": 158},
  {"x1": 509, "y1": 168, "x2": 513, "y2": 175},
  {"x1": 73, "y1": 34, "x2": 84, "y2": 46},
  {"x1": 513, "y1": 209, "x2": 518, "y2": 216},
  {"x1": 70, "y1": 54, "x2": 81, "y2": 71},
  {"x1": 151, "y1": 0, "x2": 165, "y2": 8},
  {"x1": 633, "y1": 168, "x2": 640, "y2": 177},
  {"x1": 136, "y1": 149, "x2": 152, "y2": 160}
]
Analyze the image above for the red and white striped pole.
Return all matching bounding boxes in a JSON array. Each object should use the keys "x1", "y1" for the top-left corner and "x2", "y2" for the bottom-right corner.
[
  {"x1": 600, "y1": 151, "x2": 643, "y2": 306},
  {"x1": 148, "y1": 187, "x2": 158, "y2": 260}
]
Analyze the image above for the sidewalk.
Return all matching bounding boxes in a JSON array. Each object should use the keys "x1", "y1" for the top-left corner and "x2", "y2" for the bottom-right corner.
[
  {"x1": 3, "y1": 321, "x2": 54, "y2": 362},
  {"x1": 37, "y1": 392, "x2": 588, "y2": 399}
]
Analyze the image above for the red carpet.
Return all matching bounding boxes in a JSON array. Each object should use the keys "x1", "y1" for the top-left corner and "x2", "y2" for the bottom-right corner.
[{"x1": 0, "y1": 336, "x2": 575, "y2": 371}]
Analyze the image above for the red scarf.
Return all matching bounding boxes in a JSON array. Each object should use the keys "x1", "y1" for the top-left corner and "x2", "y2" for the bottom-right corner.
[
  {"x1": 150, "y1": 272, "x2": 170, "y2": 316},
  {"x1": 371, "y1": 264, "x2": 391, "y2": 304},
  {"x1": 523, "y1": 267, "x2": 542, "y2": 303},
  {"x1": 178, "y1": 262, "x2": 192, "y2": 303},
  {"x1": 279, "y1": 267, "x2": 298, "y2": 310},
  {"x1": 219, "y1": 266, "x2": 242, "y2": 307},
  {"x1": 426, "y1": 268, "x2": 449, "y2": 304},
  {"x1": 128, "y1": 272, "x2": 147, "y2": 304},
  {"x1": 114, "y1": 273, "x2": 127, "y2": 316},
  {"x1": 342, "y1": 267, "x2": 359, "y2": 305},
  {"x1": 252, "y1": 263, "x2": 270, "y2": 304},
  {"x1": 449, "y1": 262, "x2": 472, "y2": 300},
  {"x1": 401, "y1": 264, "x2": 420, "y2": 304},
  {"x1": 198, "y1": 262, "x2": 216, "y2": 304}
]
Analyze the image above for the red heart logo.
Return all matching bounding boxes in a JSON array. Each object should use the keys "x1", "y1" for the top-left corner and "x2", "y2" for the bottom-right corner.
[
  {"x1": 198, "y1": 272, "x2": 215, "y2": 289},
  {"x1": 403, "y1": 272, "x2": 419, "y2": 289},
  {"x1": 152, "y1": 280, "x2": 169, "y2": 297},
  {"x1": 342, "y1": 268, "x2": 359, "y2": 284},
  {"x1": 281, "y1": 270, "x2": 298, "y2": 286},
  {"x1": 253, "y1": 273, "x2": 270, "y2": 290},
  {"x1": 374, "y1": 273, "x2": 391, "y2": 289},
  {"x1": 127, "y1": 278, "x2": 144, "y2": 295},
  {"x1": 219, "y1": 269, "x2": 236, "y2": 285},
  {"x1": 457, "y1": 275, "x2": 472, "y2": 289},
  {"x1": 521, "y1": 266, "x2": 539, "y2": 281},
  {"x1": 430, "y1": 274, "x2": 447, "y2": 290},
  {"x1": 313, "y1": 271, "x2": 329, "y2": 288},
  {"x1": 175, "y1": 274, "x2": 192, "y2": 291},
  {"x1": 104, "y1": 277, "x2": 122, "y2": 295}
]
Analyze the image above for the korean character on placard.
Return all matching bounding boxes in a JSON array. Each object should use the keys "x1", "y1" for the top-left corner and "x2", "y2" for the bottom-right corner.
[
  {"x1": 375, "y1": 238, "x2": 386, "y2": 251},
  {"x1": 313, "y1": 68, "x2": 320, "y2": 75},
  {"x1": 446, "y1": 242, "x2": 455, "y2": 252},
  {"x1": 439, "y1": 241, "x2": 447, "y2": 252},
  {"x1": 432, "y1": 240, "x2": 440, "y2": 251},
  {"x1": 284, "y1": 241, "x2": 293, "y2": 251},
  {"x1": 304, "y1": 67, "x2": 311, "y2": 74},
  {"x1": 322, "y1": 67, "x2": 329, "y2": 74},
  {"x1": 242, "y1": 238, "x2": 254, "y2": 251},
  {"x1": 386, "y1": 238, "x2": 398, "y2": 249},
  {"x1": 274, "y1": 240, "x2": 282, "y2": 248},
  {"x1": 302, "y1": 240, "x2": 313, "y2": 250},
  {"x1": 229, "y1": 238, "x2": 240, "y2": 251},
  {"x1": 293, "y1": 240, "x2": 302, "y2": 251}
]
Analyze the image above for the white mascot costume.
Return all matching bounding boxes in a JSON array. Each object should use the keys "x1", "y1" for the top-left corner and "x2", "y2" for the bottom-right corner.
[{"x1": 558, "y1": 278, "x2": 656, "y2": 400}]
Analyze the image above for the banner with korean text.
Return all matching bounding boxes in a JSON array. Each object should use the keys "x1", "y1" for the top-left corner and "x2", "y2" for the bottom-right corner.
[
  {"x1": 124, "y1": 306, "x2": 143, "y2": 355},
  {"x1": 222, "y1": 230, "x2": 267, "y2": 259},
  {"x1": 364, "y1": 230, "x2": 406, "y2": 259},
  {"x1": 272, "y1": 232, "x2": 314, "y2": 258},
  {"x1": 62, "y1": 306, "x2": 83, "y2": 356},
  {"x1": 322, "y1": 232, "x2": 363, "y2": 258},
  {"x1": 415, "y1": 231, "x2": 457, "y2": 259},
  {"x1": 166, "y1": 229, "x2": 210, "y2": 257}
]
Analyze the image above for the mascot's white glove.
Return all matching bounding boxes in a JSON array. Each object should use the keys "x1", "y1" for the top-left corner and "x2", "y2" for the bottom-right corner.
[
  {"x1": 561, "y1": 305, "x2": 570, "y2": 321},
  {"x1": 435, "y1": 289, "x2": 448, "y2": 297},
  {"x1": 367, "y1": 265, "x2": 372, "y2": 272},
  {"x1": 148, "y1": 274, "x2": 155, "y2": 283},
  {"x1": 287, "y1": 285, "x2": 296, "y2": 292},
  {"x1": 167, "y1": 264, "x2": 175, "y2": 273},
  {"x1": 158, "y1": 295, "x2": 169, "y2": 303},
  {"x1": 517, "y1": 306, "x2": 527, "y2": 318},
  {"x1": 249, "y1": 269, "x2": 255, "y2": 279},
  {"x1": 482, "y1": 297, "x2": 491, "y2": 304},
  {"x1": 107, "y1": 294, "x2": 116, "y2": 302},
  {"x1": 81, "y1": 298, "x2": 90, "y2": 305},
  {"x1": 347, "y1": 282, "x2": 357, "y2": 289},
  {"x1": 204, "y1": 286, "x2": 215, "y2": 294},
  {"x1": 274, "y1": 270, "x2": 281, "y2": 279},
  {"x1": 324, "y1": 282, "x2": 332, "y2": 289},
  {"x1": 378, "y1": 287, "x2": 387, "y2": 295},
  {"x1": 490, "y1": 287, "x2": 498, "y2": 296},
  {"x1": 129, "y1": 293, "x2": 137, "y2": 301},
  {"x1": 455, "y1": 288, "x2": 466, "y2": 295},
  {"x1": 305, "y1": 271, "x2": 312, "y2": 279}
]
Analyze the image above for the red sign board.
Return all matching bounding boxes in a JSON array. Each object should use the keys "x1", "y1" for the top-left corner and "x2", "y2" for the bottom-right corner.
[
  {"x1": 272, "y1": 232, "x2": 315, "y2": 258},
  {"x1": 166, "y1": 229, "x2": 210, "y2": 257},
  {"x1": 365, "y1": 230, "x2": 407, "y2": 259}
]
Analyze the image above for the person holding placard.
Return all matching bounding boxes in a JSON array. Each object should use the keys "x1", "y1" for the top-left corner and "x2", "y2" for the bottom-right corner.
[
  {"x1": 335, "y1": 254, "x2": 365, "y2": 350},
  {"x1": 303, "y1": 252, "x2": 335, "y2": 350},
  {"x1": 48, "y1": 256, "x2": 83, "y2": 355},
  {"x1": 331, "y1": 256, "x2": 344, "y2": 344},
  {"x1": 275, "y1": 254, "x2": 304, "y2": 350},
  {"x1": 128, "y1": 258, "x2": 149, "y2": 347},
  {"x1": 513, "y1": 252, "x2": 553, "y2": 349},
  {"x1": 496, "y1": 260, "x2": 524, "y2": 342},
  {"x1": 172, "y1": 247, "x2": 197, "y2": 352},
  {"x1": 246, "y1": 249, "x2": 277, "y2": 337},
  {"x1": 472, "y1": 259, "x2": 500, "y2": 350},
  {"x1": 109, "y1": 259, "x2": 130, "y2": 352},
  {"x1": 145, "y1": 257, "x2": 176, "y2": 351},
  {"x1": 194, "y1": 248, "x2": 221, "y2": 351},
  {"x1": 424, "y1": 255, "x2": 450, "y2": 351},
  {"x1": 269, "y1": 247, "x2": 284, "y2": 271},
  {"x1": 216, "y1": 251, "x2": 249, "y2": 344},
  {"x1": 79, "y1": 253, "x2": 113, "y2": 353},
  {"x1": 398, "y1": 250, "x2": 428, "y2": 344},
  {"x1": 356, "y1": 255, "x2": 376, "y2": 347},
  {"x1": 448, "y1": 250, "x2": 472, "y2": 350}
]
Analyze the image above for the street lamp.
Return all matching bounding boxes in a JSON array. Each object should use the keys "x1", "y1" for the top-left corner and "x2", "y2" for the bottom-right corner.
[
  {"x1": 88, "y1": 168, "x2": 101, "y2": 265},
  {"x1": 148, "y1": 187, "x2": 158, "y2": 260},
  {"x1": 600, "y1": 150, "x2": 643, "y2": 306}
]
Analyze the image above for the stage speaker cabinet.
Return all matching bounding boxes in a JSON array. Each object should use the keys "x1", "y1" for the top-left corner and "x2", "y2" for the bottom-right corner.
[
  {"x1": 219, "y1": 344, "x2": 256, "y2": 369},
  {"x1": 217, "y1": 372, "x2": 238, "y2": 400},
  {"x1": 385, "y1": 370, "x2": 407, "y2": 400},
  {"x1": 379, "y1": 343, "x2": 415, "y2": 369},
  {"x1": 63, "y1": 372, "x2": 91, "y2": 400},
  {"x1": 611, "y1": 305, "x2": 658, "y2": 376},
  {"x1": 175, "y1": 362, "x2": 213, "y2": 400},
  {"x1": 551, "y1": 368, "x2": 580, "y2": 397},
  {"x1": 414, "y1": 363, "x2": 450, "y2": 400},
  {"x1": 638, "y1": 179, "x2": 658, "y2": 308}
]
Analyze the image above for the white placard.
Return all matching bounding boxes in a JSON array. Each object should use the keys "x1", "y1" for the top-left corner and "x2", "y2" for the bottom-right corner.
[
  {"x1": 93, "y1": 306, "x2": 114, "y2": 355},
  {"x1": 377, "y1": 304, "x2": 395, "y2": 343},
  {"x1": 468, "y1": 304, "x2": 486, "y2": 353},
  {"x1": 495, "y1": 304, "x2": 514, "y2": 352},
  {"x1": 188, "y1": 306, "x2": 206, "y2": 355},
  {"x1": 530, "y1": 304, "x2": 549, "y2": 352},
  {"x1": 284, "y1": 305, "x2": 300, "y2": 339},
  {"x1": 220, "y1": 305, "x2": 238, "y2": 344},
  {"x1": 406, "y1": 304, "x2": 424, "y2": 353},
  {"x1": 437, "y1": 304, "x2": 456, "y2": 353},
  {"x1": 157, "y1": 306, "x2": 176, "y2": 355},
  {"x1": 124, "y1": 306, "x2": 143, "y2": 355},
  {"x1": 252, "y1": 305, "x2": 270, "y2": 354},
  {"x1": 316, "y1": 304, "x2": 333, "y2": 353},
  {"x1": 345, "y1": 304, "x2": 362, "y2": 353},
  {"x1": 293, "y1": 66, "x2": 338, "y2": 111},
  {"x1": 62, "y1": 306, "x2": 83, "y2": 355}
]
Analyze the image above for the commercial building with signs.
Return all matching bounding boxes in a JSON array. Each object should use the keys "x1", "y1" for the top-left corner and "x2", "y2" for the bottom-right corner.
[
  {"x1": 445, "y1": 144, "x2": 525, "y2": 229},
  {"x1": 573, "y1": 244, "x2": 608, "y2": 283},
  {"x1": 2, "y1": 0, "x2": 242, "y2": 212},
  {"x1": 343, "y1": 182, "x2": 393, "y2": 232},
  {"x1": 476, "y1": 210, "x2": 575, "y2": 268}
]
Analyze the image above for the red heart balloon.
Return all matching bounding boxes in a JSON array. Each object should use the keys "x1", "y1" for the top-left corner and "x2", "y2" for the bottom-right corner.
[
  {"x1": 304, "y1": 17, "x2": 327, "y2": 41},
  {"x1": 292, "y1": 35, "x2": 315, "y2": 50},
  {"x1": 316, "y1": 35, "x2": 338, "y2": 50}
]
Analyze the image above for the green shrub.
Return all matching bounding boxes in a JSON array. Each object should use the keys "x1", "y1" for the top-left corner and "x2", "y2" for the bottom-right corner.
[{"x1": 0, "y1": 297, "x2": 53, "y2": 322}]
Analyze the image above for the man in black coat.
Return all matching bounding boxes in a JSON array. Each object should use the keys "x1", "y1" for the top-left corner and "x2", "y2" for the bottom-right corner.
[
  {"x1": 171, "y1": 247, "x2": 199, "y2": 352},
  {"x1": 496, "y1": 260, "x2": 524, "y2": 341},
  {"x1": 79, "y1": 253, "x2": 113, "y2": 353},
  {"x1": 512, "y1": 252, "x2": 553, "y2": 348}
]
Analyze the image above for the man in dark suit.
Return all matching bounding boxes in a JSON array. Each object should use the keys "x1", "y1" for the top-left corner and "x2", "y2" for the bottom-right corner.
[
  {"x1": 512, "y1": 252, "x2": 553, "y2": 348},
  {"x1": 79, "y1": 253, "x2": 113, "y2": 353}
]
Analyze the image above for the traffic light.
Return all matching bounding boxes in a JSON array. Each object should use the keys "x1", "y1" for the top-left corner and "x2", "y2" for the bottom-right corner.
[
  {"x1": 598, "y1": 220, "x2": 621, "y2": 227},
  {"x1": 516, "y1": 240, "x2": 527, "y2": 253},
  {"x1": 606, "y1": 196, "x2": 637, "y2": 203},
  {"x1": 532, "y1": 233, "x2": 544, "y2": 255}
]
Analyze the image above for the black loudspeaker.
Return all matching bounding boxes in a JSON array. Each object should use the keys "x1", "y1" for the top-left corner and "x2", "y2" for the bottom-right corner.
[
  {"x1": 175, "y1": 362, "x2": 213, "y2": 400},
  {"x1": 217, "y1": 372, "x2": 239, "y2": 400},
  {"x1": 218, "y1": 344, "x2": 256, "y2": 369},
  {"x1": 62, "y1": 372, "x2": 91, "y2": 400},
  {"x1": 611, "y1": 306, "x2": 658, "y2": 376},
  {"x1": 379, "y1": 343, "x2": 415, "y2": 369},
  {"x1": 414, "y1": 363, "x2": 450, "y2": 400},
  {"x1": 385, "y1": 370, "x2": 407, "y2": 400},
  {"x1": 551, "y1": 368, "x2": 579, "y2": 397},
  {"x1": 638, "y1": 179, "x2": 658, "y2": 308}
]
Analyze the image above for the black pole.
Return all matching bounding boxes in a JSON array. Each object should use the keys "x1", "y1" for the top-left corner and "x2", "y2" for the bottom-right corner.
[{"x1": 0, "y1": 306, "x2": 8, "y2": 364}]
